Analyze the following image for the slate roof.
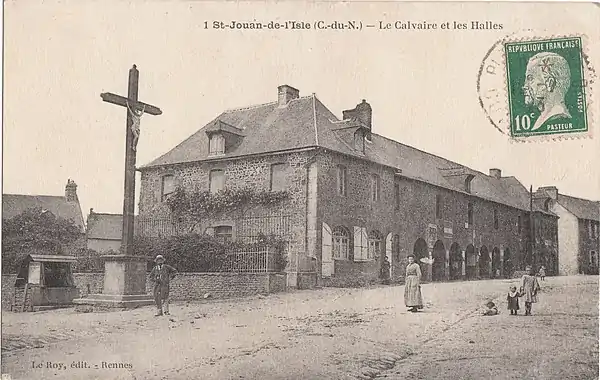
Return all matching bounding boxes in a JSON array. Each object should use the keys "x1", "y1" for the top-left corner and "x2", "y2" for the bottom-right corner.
[
  {"x1": 86, "y1": 213, "x2": 123, "y2": 240},
  {"x1": 557, "y1": 194, "x2": 600, "y2": 221},
  {"x1": 2, "y1": 194, "x2": 85, "y2": 232},
  {"x1": 140, "y1": 92, "x2": 550, "y2": 214}
]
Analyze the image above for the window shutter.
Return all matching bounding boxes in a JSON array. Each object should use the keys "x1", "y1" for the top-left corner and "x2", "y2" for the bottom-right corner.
[
  {"x1": 353, "y1": 226, "x2": 363, "y2": 261},
  {"x1": 361, "y1": 228, "x2": 369, "y2": 260},
  {"x1": 322, "y1": 223, "x2": 333, "y2": 277}
]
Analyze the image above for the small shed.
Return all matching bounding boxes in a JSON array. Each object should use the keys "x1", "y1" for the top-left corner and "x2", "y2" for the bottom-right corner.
[{"x1": 13, "y1": 254, "x2": 80, "y2": 311}]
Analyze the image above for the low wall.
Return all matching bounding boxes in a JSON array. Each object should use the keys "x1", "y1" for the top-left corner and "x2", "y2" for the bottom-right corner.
[
  {"x1": 3, "y1": 272, "x2": 287, "y2": 308},
  {"x1": 148, "y1": 272, "x2": 287, "y2": 300}
]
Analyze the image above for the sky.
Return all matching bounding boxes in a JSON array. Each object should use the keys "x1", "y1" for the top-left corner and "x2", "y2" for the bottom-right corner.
[{"x1": 3, "y1": 1, "x2": 599, "y2": 220}]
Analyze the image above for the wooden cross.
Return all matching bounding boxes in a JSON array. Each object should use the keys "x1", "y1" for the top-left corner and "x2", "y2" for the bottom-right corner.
[{"x1": 100, "y1": 64, "x2": 162, "y2": 256}]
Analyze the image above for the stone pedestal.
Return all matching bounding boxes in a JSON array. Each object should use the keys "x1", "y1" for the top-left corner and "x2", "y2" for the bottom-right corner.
[{"x1": 73, "y1": 255, "x2": 154, "y2": 308}]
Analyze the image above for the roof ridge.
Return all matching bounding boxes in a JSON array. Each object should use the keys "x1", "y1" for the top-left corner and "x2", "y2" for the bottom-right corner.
[
  {"x1": 3, "y1": 193, "x2": 65, "y2": 198},
  {"x1": 223, "y1": 95, "x2": 314, "y2": 113},
  {"x1": 559, "y1": 192, "x2": 600, "y2": 203}
]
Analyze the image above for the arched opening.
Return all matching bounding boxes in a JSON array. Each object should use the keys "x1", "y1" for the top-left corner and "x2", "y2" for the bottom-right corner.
[
  {"x1": 465, "y1": 244, "x2": 476, "y2": 280},
  {"x1": 491, "y1": 247, "x2": 501, "y2": 278},
  {"x1": 503, "y1": 248, "x2": 513, "y2": 279},
  {"x1": 479, "y1": 246, "x2": 490, "y2": 279},
  {"x1": 413, "y1": 238, "x2": 428, "y2": 275},
  {"x1": 449, "y1": 243, "x2": 462, "y2": 280},
  {"x1": 432, "y1": 240, "x2": 446, "y2": 281}
]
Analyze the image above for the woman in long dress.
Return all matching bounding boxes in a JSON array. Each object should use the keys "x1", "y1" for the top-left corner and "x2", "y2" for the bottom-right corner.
[{"x1": 404, "y1": 255, "x2": 424, "y2": 312}]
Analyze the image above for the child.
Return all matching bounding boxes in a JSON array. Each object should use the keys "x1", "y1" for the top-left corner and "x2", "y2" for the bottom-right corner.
[
  {"x1": 537, "y1": 266, "x2": 546, "y2": 281},
  {"x1": 506, "y1": 286, "x2": 520, "y2": 315},
  {"x1": 481, "y1": 300, "x2": 499, "y2": 316},
  {"x1": 521, "y1": 265, "x2": 540, "y2": 316}
]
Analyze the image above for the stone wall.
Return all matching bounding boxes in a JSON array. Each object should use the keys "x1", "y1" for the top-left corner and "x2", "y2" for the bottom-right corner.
[
  {"x1": 314, "y1": 150, "x2": 556, "y2": 286},
  {"x1": 2, "y1": 272, "x2": 287, "y2": 309}
]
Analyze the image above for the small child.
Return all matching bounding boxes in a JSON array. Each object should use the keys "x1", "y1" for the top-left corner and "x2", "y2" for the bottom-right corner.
[
  {"x1": 521, "y1": 265, "x2": 540, "y2": 316},
  {"x1": 481, "y1": 300, "x2": 499, "y2": 316},
  {"x1": 506, "y1": 286, "x2": 520, "y2": 315},
  {"x1": 537, "y1": 266, "x2": 546, "y2": 281}
]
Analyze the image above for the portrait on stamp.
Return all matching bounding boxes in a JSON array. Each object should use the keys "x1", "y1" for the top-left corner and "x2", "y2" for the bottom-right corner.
[{"x1": 505, "y1": 37, "x2": 588, "y2": 137}]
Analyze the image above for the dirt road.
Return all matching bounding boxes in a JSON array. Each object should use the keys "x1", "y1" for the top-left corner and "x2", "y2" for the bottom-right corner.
[{"x1": 2, "y1": 275, "x2": 597, "y2": 380}]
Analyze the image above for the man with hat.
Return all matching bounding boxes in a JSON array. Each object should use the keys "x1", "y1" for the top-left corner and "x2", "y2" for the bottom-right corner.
[{"x1": 149, "y1": 255, "x2": 178, "y2": 316}]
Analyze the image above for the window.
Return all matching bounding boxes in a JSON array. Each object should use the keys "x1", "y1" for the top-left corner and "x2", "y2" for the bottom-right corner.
[
  {"x1": 214, "y1": 226, "x2": 233, "y2": 243},
  {"x1": 394, "y1": 183, "x2": 401, "y2": 210},
  {"x1": 354, "y1": 130, "x2": 365, "y2": 153},
  {"x1": 435, "y1": 195, "x2": 442, "y2": 219},
  {"x1": 337, "y1": 166, "x2": 347, "y2": 196},
  {"x1": 595, "y1": 222, "x2": 599, "y2": 239},
  {"x1": 368, "y1": 230, "x2": 382, "y2": 260},
  {"x1": 161, "y1": 175, "x2": 176, "y2": 201},
  {"x1": 467, "y1": 202, "x2": 474, "y2": 226},
  {"x1": 209, "y1": 169, "x2": 225, "y2": 194},
  {"x1": 270, "y1": 163, "x2": 287, "y2": 191},
  {"x1": 332, "y1": 226, "x2": 350, "y2": 259},
  {"x1": 493, "y1": 209, "x2": 499, "y2": 230},
  {"x1": 208, "y1": 134, "x2": 225, "y2": 156},
  {"x1": 370, "y1": 174, "x2": 380, "y2": 201},
  {"x1": 591, "y1": 251, "x2": 598, "y2": 267},
  {"x1": 517, "y1": 214, "x2": 522, "y2": 234}
]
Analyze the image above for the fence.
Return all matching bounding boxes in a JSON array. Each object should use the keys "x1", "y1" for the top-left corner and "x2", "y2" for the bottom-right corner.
[
  {"x1": 209, "y1": 247, "x2": 275, "y2": 273},
  {"x1": 134, "y1": 212, "x2": 291, "y2": 273},
  {"x1": 135, "y1": 212, "x2": 292, "y2": 241},
  {"x1": 135, "y1": 216, "x2": 185, "y2": 237}
]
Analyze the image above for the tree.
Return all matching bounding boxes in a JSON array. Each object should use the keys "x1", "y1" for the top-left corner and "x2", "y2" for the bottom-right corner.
[{"x1": 2, "y1": 207, "x2": 82, "y2": 273}]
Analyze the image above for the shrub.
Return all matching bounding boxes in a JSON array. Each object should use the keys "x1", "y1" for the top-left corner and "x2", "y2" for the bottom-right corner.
[{"x1": 132, "y1": 233, "x2": 288, "y2": 273}]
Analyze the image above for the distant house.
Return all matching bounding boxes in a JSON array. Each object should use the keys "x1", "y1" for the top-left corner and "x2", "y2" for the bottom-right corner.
[
  {"x1": 2, "y1": 179, "x2": 86, "y2": 252},
  {"x1": 86, "y1": 210, "x2": 123, "y2": 253},
  {"x1": 537, "y1": 186, "x2": 600, "y2": 275}
]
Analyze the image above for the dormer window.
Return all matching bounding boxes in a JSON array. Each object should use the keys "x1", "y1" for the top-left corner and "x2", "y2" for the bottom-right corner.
[
  {"x1": 354, "y1": 130, "x2": 365, "y2": 153},
  {"x1": 209, "y1": 134, "x2": 225, "y2": 156}
]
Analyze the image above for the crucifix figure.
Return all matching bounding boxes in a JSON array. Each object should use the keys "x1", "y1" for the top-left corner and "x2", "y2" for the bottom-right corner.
[{"x1": 100, "y1": 64, "x2": 162, "y2": 255}]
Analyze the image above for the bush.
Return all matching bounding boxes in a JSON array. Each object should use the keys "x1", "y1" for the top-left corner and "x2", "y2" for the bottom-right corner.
[{"x1": 132, "y1": 233, "x2": 288, "y2": 273}]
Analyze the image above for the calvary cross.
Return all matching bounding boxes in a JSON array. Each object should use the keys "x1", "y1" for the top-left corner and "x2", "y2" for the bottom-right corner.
[{"x1": 100, "y1": 64, "x2": 162, "y2": 255}]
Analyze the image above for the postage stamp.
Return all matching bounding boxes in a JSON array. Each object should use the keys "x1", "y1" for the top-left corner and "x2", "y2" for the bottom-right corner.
[
  {"x1": 505, "y1": 37, "x2": 587, "y2": 137},
  {"x1": 478, "y1": 31, "x2": 596, "y2": 142}
]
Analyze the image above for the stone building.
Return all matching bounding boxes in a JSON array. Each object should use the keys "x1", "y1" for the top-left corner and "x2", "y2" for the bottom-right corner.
[
  {"x1": 138, "y1": 85, "x2": 558, "y2": 288},
  {"x1": 2, "y1": 179, "x2": 86, "y2": 254},
  {"x1": 86, "y1": 210, "x2": 123, "y2": 253},
  {"x1": 535, "y1": 187, "x2": 599, "y2": 275}
]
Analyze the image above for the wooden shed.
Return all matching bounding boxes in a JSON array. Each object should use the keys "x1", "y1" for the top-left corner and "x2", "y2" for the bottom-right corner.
[{"x1": 12, "y1": 254, "x2": 80, "y2": 311}]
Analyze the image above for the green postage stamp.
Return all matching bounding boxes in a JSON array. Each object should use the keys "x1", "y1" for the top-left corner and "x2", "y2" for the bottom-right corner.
[
  {"x1": 505, "y1": 37, "x2": 588, "y2": 138},
  {"x1": 478, "y1": 32, "x2": 595, "y2": 142}
]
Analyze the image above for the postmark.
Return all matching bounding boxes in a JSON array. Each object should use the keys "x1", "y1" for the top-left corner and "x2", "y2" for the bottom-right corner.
[{"x1": 478, "y1": 31, "x2": 596, "y2": 142}]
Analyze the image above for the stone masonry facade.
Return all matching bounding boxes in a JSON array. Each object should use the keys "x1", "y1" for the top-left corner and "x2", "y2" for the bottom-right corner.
[
  {"x1": 138, "y1": 151, "x2": 316, "y2": 287},
  {"x1": 316, "y1": 150, "x2": 558, "y2": 286}
]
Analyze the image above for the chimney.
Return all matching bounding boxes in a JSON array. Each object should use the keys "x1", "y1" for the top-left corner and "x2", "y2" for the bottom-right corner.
[
  {"x1": 277, "y1": 85, "x2": 300, "y2": 107},
  {"x1": 539, "y1": 186, "x2": 558, "y2": 200},
  {"x1": 489, "y1": 168, "x2": 501, "y2": 179},
  {"x1": 343, "y1": 100, "x2": 372, "y2": 129},
  {"x1": 65, "y1": 179, "x2": 78, "y2": 203}
]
